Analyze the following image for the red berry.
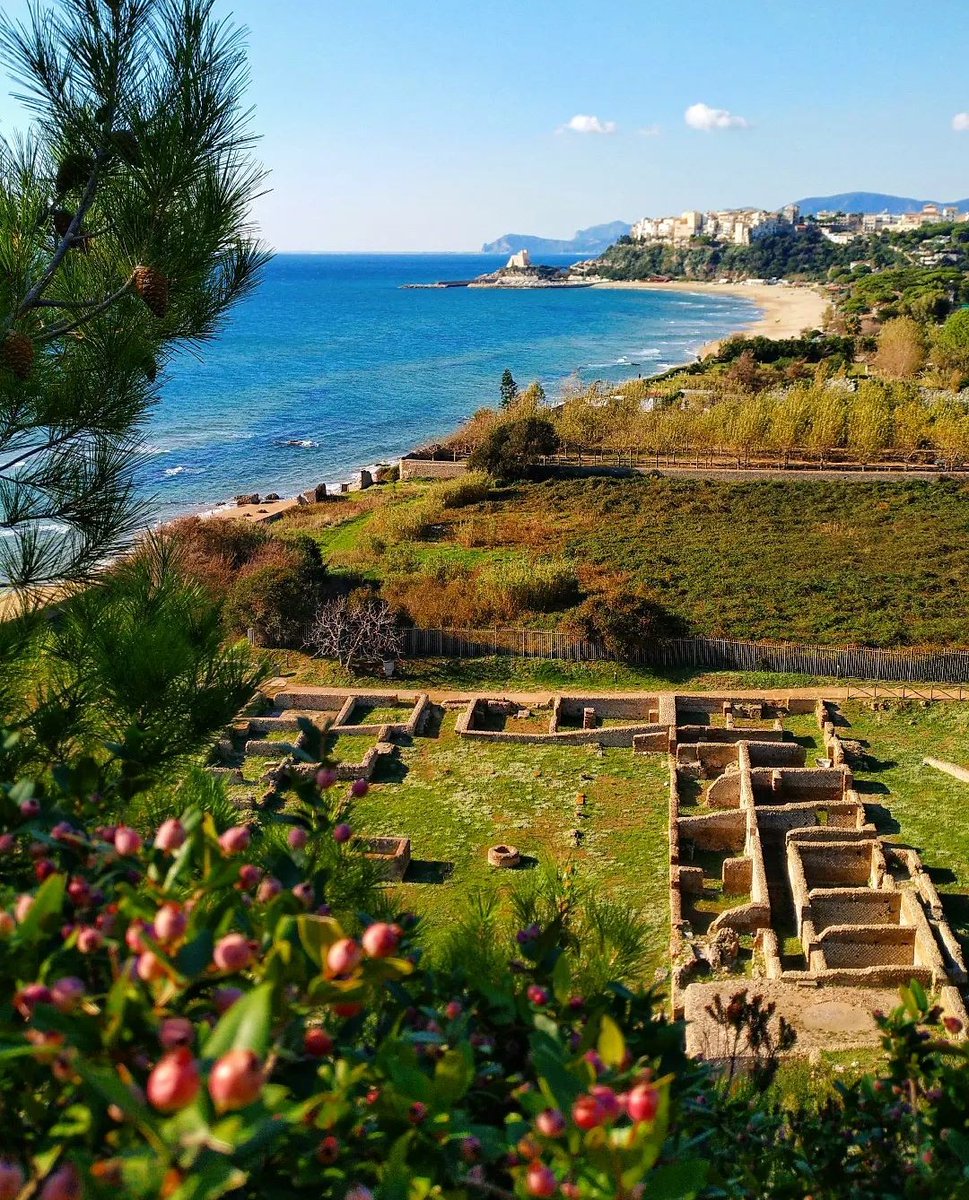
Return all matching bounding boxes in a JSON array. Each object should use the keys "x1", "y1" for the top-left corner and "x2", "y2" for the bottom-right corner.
[
  {"x1": 39, "y1": 1164, "x2": 81, "y2": 1200},
  {"x1": 572, "y1": 1094, "x2": 604, "y2": 1130},
  {"x1": 333, "y1": 1001, "x2": 363, "y2": 1019},
  {"x1": 147, "y1": 1047, "x2": 200, "y2": 1112},
  {"x1": 350, "y1": 778, "x2": 369, "y2": 798},
  {"x1": 536, "y1": 1108, "x2": 566, "y2": 1137},
  {"x1": 316, "y1": 767, "x2": 338, "y2": 789},
  {"x1": 326, "y1": 938, "x2": 362, "y2": 977},
  {"x1": 154, "y1": 818, "x2": 186, "y2": 851},
  {"x1": 288, "y1": 826, "x2": 308, "y2": 850},
  {"x1": 238, "y1": 863, "x2": 263, "y2": 891},
  {"x1": 19, "y1": 797, "x2": 40, "y2": 818},
  {"x1": 256, "y1": 876, "x2": 282, "y2": 902},
  {"x1": 626, "y1": 1083, "x2": 659, "y2": 1124},
  {"x1": 526, "y1": 1163, "x2": 557, "y2": 1197},
  {"x1": 114, "y1": 826, "x2": 142, "y2": 856},
  {"x1": 316, "y1": 1135, "x2": 340, "y2": 1164},
  {"x1": 333, "y1": 823, "x2": 352, "y2": 843},
  {"x1": 208, "y1": 1048, "x2": 263, "y2": 1112},
  {"x1": 0, "y1": 1161, "x2": 25, "y2": 1200},
  {"x1": 304, "y1": 1027, "x2": 333, "y2": 1057},
  {"x1": 362, "y1": 922, "x2": 401, "y2": 958},
  {"x1": 408, "y1": 1101, "x2": 428, "y2": 1124},
  {"x1": 527, "y1": 985, "x2": 549, "y2": 1006},
  {"x1": 213, "y1": 933, "x2": 252, "y2": 973},
  {"x1": 0, "y1": 912, "x2": 14, "y2": 938}
]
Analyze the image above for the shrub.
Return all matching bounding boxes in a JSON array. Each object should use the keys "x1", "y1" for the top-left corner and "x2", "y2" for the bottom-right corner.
[
  {"x1": 223, "y1": 540, "x2": 325, "y2": 646},
  {"x1": 436, "y1": 472, "x2": 492, "y2": 509},
  {"x1": 366, "y1": 496, "x2": 444, "y2": 547},
  {"x1": 468, "y1": 417, "x2": 560, "y2": 480},
  {"x1": 563, "y1": 586, "x2": 686, "y2": 658},
  {"x1": 480, "y1": 557, "x2": 579, "y2": 617},
  {"x1": 0, "y1": 751, "x2": 706, "y2": 1200}
]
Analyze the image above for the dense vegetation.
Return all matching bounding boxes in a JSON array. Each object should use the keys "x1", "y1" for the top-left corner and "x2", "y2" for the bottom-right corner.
[{"x1": 273, "y1": 475, "x2": 969, "y2": 649}]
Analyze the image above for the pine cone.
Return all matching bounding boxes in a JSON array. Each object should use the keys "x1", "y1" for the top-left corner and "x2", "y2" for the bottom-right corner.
[
  {"x1": 111, "y1": 129, "x2": 143, "y2": 166},
  {"x1": 2, "y1": 331, "x2": 35, "y2": 380},
  {"x1": 133, "y1": 265, "x2": 170, "y2": 319},
  {"x1": 52, "y1": 208, "x2": 74, "y2": 238},
  {"x1": 55, "y1": 153, "x2": 94, "y2": 195}
]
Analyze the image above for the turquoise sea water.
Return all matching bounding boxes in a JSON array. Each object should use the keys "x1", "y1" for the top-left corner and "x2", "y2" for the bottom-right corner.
[{"x1": 141, "y1": 253, "x2": 760, "y2": 519}]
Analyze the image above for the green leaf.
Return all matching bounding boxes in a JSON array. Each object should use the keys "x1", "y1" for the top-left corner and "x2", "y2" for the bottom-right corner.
[
  {"x1": 176, "y1": 927, "x2": 215, "y2": 978},
  {"x1": 170, "y1": 1158, "x2": 248, "y2": 1200},
  {"x1": 597, "y1": 1014, "x2": 625, "y2": 1068},
  {"x1": 638, "y1": 1160, "x2": 709, "y2": 1199},
  {"x1": 908, "y1": 977, "x2": 928, "y2": 1013},
  {"x1": 296, "y1": 914, "x2": 344, "y2": 967},
  {"x1": 15, "y1": 873, "x2": 65, "y2": 942},
  {"x1": 203, "y1": 982, "x2": 275, "y2": 1059},
  {"x1": 433, "y1": 1045, "x2": 474, "y2": 1106},
  {"x1": 76, "y1": 1061, "x2": 151, "y2": 1125},
  {"x1": 551, "y1": 950, "x2": 572, "y2": 1004}
]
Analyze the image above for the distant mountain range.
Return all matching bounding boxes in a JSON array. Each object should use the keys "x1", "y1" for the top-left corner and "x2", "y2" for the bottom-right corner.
[
  {"x1": 481, "y1": 220, "x2": 631, "y2": 255},
  {"x1": 794, "y1": 191, "x2": 969, "y2": 215},
  {"x1": 483, "y1": 195, "x2": 969, "y2": 258}
]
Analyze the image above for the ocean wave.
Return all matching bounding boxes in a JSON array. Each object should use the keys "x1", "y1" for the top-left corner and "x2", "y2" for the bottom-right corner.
[
  {"x1": 275, "y1": 438, "x2": 319, "y2": 449},
  {"x1": 164, "y1": 466, "x2": 187, "y2": 477}
]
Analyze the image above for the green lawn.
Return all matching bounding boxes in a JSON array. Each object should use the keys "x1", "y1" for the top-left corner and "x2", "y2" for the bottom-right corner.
[
  {"x1": 836, "y1": 700, "x2": 969, "y2": 948},
  {"x1": 345, "y1": 709, "x2": 671, "y2": 976}
]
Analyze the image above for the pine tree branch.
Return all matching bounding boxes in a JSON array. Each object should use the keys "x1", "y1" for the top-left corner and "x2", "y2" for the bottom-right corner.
[
  {"x1": 16, "y1": 152, "x2": 106, "y2": 319},
  {"x1": 37, "y1": 274, "x2": 136, "y2": 342}
]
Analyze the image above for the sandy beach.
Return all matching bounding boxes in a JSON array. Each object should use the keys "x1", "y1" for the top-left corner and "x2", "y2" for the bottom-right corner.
[{"x1": 592, "y1": 280, "x2": 830, "y2": 358}]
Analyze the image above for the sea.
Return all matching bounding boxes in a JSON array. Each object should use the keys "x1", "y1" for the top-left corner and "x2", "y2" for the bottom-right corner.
[{"x1": 140, "y1": 253, "x2": 761, "y2": 520}]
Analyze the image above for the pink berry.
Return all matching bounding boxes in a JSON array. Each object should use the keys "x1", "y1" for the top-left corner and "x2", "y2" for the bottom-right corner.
[
  {"x1": 77, "y1": 926, "x2": 103, "y2": 954},
  {"x1": 256, "y1": 876, "x2": 282, "y2": 903},
  {"x1": 0, "y1": 834, "x2": 13, "y2": 853},
  {"x1": 536, "y1": 1108, "x2": 566, "y2": 1138},
  {"x1": 159, "y1": 1017, "x2": 194, "y2": 1048},
  {"x1": 326, "y1": 938, "x2": 362, "y2": 977},
  {"x1": 304, "y1": 1027, "x2": 334, "y2": 1057},
  {"x1": 944, "y1": 1016, "x2": 964, "y2": 1035},
  {"x1": 154, "y1": 904, "x2": 187, "y2": 945},
  {"x1": 445, "y1": 1000, "x2": 463, "y2": 1021},
  {"x1": 316, "y1": 767, "x2": 338, "y2": 790},
  {"x1": 0, "y1": 1161, "x2": 25, "y2": 1200},
  {"x1": 362, "y1": 922, "x2": 401, "y2": 959},
  {"x1": 626, "y1": 1083, "x2": 659, "y2": 1124},
  {"x1": 332, "y1": 823, "x2": 352, "y2": 843},
  {"x1": 154, "y1": 819, "x2": 186, "y2": 852},
  {"x1": 137, "y1": 951, "x2": 166, "y2": 982},
  {"x1": 14, "y1": 894, "x2": 33, "y2": 923},
  {"x1": 213, "y1": 987, "x2": 243, "y2": 1014},
  {"x1": 591, "y1": 1085, "x2": 621, "y2": 1121},
  {"x1": 344, "y1": 1188, "x2": 373, "y2": 1200},
  {"x1": 147, "y1": 1046, "x2": 200, "y2": 1112},
  {"x1": 50, "y1": 977, "x2": 85, "y2": 1013},
  {"x1": 461, "y1": 1135, "x2": 482, "y2": 1162},
  {"x1": 239, "y1": 863, "x2": 263, "y2": 891},
  {"x1": 350, "y1": 778, "x2": 369, "y2": 798},
  {"x1": 527, "y1": 985, "x2": 549, "y2": 1006},
  {"x1": 38, "y1": 1164, "x2": 80, "y2": 1200},
  {"x1": 292, "y1": 882, "x2": 315, "y2": 908},
  {"x1": 526, "y1": 1164, "x2": 557, "y2": 1198},
  {"x1": 19, "y1": 797, "x2": 40, "y2": 818},
  {"x1": 288, "y1": 827, "x2": 308, "y2": 850},
  {"x1": 572, "y1": 1094, "x2": 605, "y2": 1130},
  {"x1": 316, "y1": 1135, "x2": 340, "y2": 1164},
  {"x1": 208, "y1": 1048, "x2": 263, "y2": 1112},
  {"x1": 125, "y1": 920, "x2": 152, "y2": 953},
  {"x1": 408, "y1": 1101, "x2": 428, "y2": 1124},
  {"x1": 15, "y1": 983, "x2": 51, "y2": 1018},
  {"x1": 213, "y1": 934, "x2": 252, "y2": 973},
  {"x1": 0, "y1": 912, "x2": 14, "y2": 938},
  {"x1": 114, "y1": 826, "x2": 142, "y2": 856},
  {"x1": 218, "y1": 825, "x2": 250, "y2": 855}
]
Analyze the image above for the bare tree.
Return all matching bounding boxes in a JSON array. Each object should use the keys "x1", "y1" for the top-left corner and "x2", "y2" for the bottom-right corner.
[{"x1": 305, "y1": 595, "x2": 403, "y2": 670}]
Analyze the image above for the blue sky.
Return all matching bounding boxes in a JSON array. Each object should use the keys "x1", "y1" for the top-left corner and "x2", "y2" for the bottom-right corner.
[{"x1": 1, "y1": 0, "x2": 968, "y2": 250}]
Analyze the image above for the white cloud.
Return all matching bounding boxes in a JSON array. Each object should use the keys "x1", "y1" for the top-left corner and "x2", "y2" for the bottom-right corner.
[
  {"x1": 953, "y1": 112, "x2": 969, "y2": 132},
  {"x1": 638, "y1": 124, "x2": 662, "y2": 137},
  {"x1": 684, "y1": 102, "x2": 750, "y2": 131},
  {"x1": 559, "y1": 114, "x2": 617, "y2": 135}
]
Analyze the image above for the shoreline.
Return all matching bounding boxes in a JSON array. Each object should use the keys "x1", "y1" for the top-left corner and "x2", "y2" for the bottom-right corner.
[
  {"x1": 199, "y1": 280, "x2": 830, "y2": 523},
  {"x1": 590, "y1": 280, "x2": 830, "y2": 359}
]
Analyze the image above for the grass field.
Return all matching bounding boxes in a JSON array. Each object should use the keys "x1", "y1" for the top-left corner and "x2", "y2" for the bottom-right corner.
[
  {"x1": 338, "y1": 708, "x2": 672, "y2": 976},
  {"x1": 277, "y1": 475, "x2": 969, "y2": 648}
]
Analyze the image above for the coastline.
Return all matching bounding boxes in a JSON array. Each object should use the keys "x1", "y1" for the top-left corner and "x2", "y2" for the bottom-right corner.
[
  {"x1": 591, "y1": 280, "x2": 830, "y2": 359},
  {"x1": 200, "y1": 280, "x2": 830, "y2": 523}
]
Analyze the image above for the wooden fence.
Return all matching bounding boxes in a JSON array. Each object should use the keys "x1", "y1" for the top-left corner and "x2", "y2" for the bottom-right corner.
[{"x1": 399, "y1": 628, "x2": 969, "y2": 686}]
